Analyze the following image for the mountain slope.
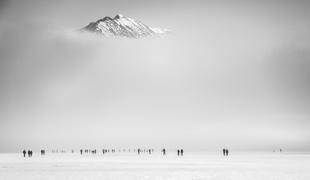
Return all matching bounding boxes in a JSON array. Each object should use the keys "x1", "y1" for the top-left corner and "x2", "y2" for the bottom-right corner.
[{"x1": 81, "y1": 14, "x2": 170, "y2": 38}]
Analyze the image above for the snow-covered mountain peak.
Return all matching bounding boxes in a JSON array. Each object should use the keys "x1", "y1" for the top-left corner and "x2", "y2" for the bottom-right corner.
[{"x1": 81, "y1": 14, "x2": 170, "y2": 38}]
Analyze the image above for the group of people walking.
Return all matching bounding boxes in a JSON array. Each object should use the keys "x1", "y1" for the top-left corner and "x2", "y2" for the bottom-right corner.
[
  {"x1": 137, "y1": 148, "x2": 155, "y2": 155},
  {"x1": 177, "y1": 149, "x2": 184, "y2": 156},
  {"x1": 23, "y1": 149, "x2": 46, "y2": 157},
  {"x1": 22, "y1": 150, "x2": 33, "y2": 157},
  {"x1": 23, "y1": 148, "x2": 232, "y2": 157},
  {"x1": 222, "y1": 148, "x2": 229, "y2": 156},
  {"x1": 80, "y1": 149, "x2": 98, "y2": 154},
  {"x1": 23, "y1": 148, "x2": 186, "y2": 157},
  {"x1": 79, "y1": 148, "x2": 181, "y2": 156}
]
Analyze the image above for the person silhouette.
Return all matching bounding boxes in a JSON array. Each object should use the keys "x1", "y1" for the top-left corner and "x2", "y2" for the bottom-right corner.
[
  {"x1": 80, "y1": 149, "x2": 83, "y2": 155},
  {"x1": 180, "y1": 149, "x2": 184, "y2": 156},
  {"x1": 162, "y1": 148, "x2": 166, "y2": 155},
  {"x1": 225, "y1": 149, "x2": 229, "y2": 156},
  {"x1": 148, "y1": 149, "x2": 151, "y2": 154},
  {"x1": 138, "y1": 148, "x2": 141, "y2": 155},
  {"x1": 223, "y1": 148, "x2": 226, "y2": 156},
  {"x1": 23, "y1": 150, "x2": 26, "y2": 157},
  {"x1": 177, "y1": 149, "x2": 180, "y2": 156}
]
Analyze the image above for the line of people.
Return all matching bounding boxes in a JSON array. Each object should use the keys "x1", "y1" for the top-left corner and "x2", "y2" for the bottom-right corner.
[
  {"x1": 23, "y1": 148, "x2": 185, "y2": 156},
  {"x1": 22, "y1": 150, "x2": 33, "y2": 157},
  {"x1": 177, "y1": 149, "x2": 184, "y2": 156},
  {"x1": 22, "y1": 148, "x2": 189, "y2": 157},
  {"x1": 137, "y1": 148, "x2": 155, "y2": 155},
  {"x1": 22, "y1": 148, "x2": 233, "y2": 157},
  {"x1": 222, "y1": 148, "x2": 229, "y2": 156}
]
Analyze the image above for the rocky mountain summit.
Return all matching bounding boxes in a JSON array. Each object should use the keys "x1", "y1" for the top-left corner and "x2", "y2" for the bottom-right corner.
[{"x1": 81, "y1": 14, "x2": 170, "y2": 38}]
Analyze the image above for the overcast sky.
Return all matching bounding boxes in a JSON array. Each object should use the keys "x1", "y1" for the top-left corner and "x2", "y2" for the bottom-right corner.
[{"x1": 0, "y1": 0, "x2": 310, "y2": 152}]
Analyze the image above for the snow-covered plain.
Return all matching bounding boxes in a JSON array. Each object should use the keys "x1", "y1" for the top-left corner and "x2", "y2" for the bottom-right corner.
[{"x1": 0, "y1": 152, "x2": 310, "y2": 180}]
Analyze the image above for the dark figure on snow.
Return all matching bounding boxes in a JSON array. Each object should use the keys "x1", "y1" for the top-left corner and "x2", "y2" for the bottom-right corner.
[
  {"x1": 27, "y1": 150, "x2": 32, "y2": 157},
  {"x1": 223, "y1": 148, "x2": 226, "y2": 156},
  {"x1": 162, "y1": 148, "x2": 166, "y2": 155},
  {"x1": 80, "y1": 149, "x2": 83, "y2": 155},
  {"x1": 225, "y1": 149, "x2": 229, "y2": 156},
  {"x1": 148, "y1": 149, "x2": 151, "y2": 154},
  {"x1": 41, "y1": 149, "x2": 45, "y2": 155},
  {"x1": 177, "y1": 149, "x2": 180, "y2": 156},
  {"x1": 138, "y1": 148, "x2": 141, "y2": 155},
  {"x1": 180, "y1": 149, "x2": 184, "y2": 156},
  {"x1": 23, "y1": 150, "x2": 26, "y2": 157}
]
